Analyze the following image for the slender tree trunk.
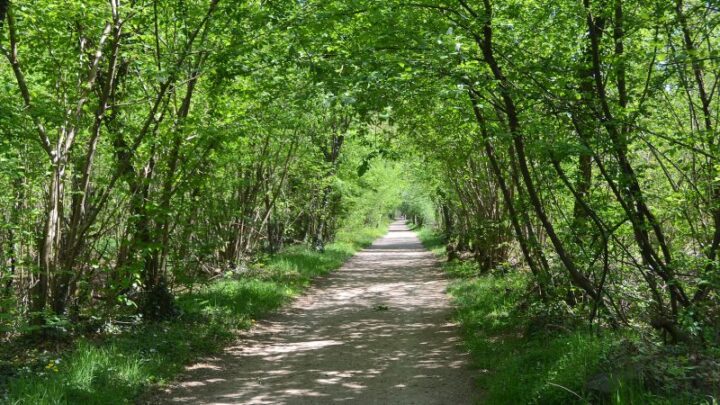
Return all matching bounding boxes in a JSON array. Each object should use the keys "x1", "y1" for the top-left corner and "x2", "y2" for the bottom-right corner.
[
  {"x1": 468, "y1": 90, "x2": 550, "y2": 298},
  {"x1": 674, "y1": 0, "x2": 720, "y2": 303},
  {"x1": 476, "y1": 0, "x2": 599, "y2": 300}
]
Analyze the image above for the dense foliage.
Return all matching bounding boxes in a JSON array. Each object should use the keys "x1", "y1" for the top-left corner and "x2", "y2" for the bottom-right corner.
[
  {"x1": 2, "y1": 0, "x2": 720, "y2": 402},
  {"x1": 388, "y1": 0, "x2": 720, "y2": 346},
  {"x1": 0, "y1": 0, "x2": 402, "y2": 328}
]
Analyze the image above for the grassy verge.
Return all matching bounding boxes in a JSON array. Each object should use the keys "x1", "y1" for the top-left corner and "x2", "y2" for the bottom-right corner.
[
  {"x1": 2, "y1": 224, "x2": 387, "y2": 405},
  {"x1": 415, "y1": 227, "x2": 714, "y2": 405}
]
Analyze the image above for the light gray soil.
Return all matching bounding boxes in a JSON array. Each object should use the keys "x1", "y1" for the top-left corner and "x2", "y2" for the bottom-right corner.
[{"x1": 156, "y1": 221, "x2": 479, "y2": 404}]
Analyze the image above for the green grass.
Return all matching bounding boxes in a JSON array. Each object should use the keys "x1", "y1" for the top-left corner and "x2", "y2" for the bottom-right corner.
[
  {"x1": 415, "y1": 226, "x2": 715, "y2": 405},
  {"x1": 448, "y1": 269, "x2": 612, "y2": 404},
  {"x1": 2, "y1": 224, "x2": 387, "y2": 405}
]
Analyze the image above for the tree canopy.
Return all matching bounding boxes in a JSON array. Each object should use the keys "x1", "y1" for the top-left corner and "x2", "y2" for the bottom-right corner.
[{"x1": 1, "y1": 0, "x2": 720, "y2": 401}]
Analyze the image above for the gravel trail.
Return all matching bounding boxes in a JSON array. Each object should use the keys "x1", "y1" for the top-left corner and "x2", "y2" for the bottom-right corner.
[{"x1": 157, "y1": 221, "x2": 478, "y2": 404}]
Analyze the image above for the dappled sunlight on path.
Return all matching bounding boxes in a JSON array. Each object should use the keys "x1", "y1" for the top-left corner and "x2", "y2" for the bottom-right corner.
[{"x1": 156, "y1": 221, "x2": 478, "y2": 404}]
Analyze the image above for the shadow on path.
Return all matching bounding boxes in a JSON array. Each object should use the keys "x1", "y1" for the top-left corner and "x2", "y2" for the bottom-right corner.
[{"x1": 157, "y1": 221, "x2": 479, "y2": 404}]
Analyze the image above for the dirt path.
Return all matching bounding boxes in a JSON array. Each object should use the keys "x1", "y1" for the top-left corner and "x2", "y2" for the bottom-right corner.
[{"x1": 158, "y1": 221, "x2": 478, "y2": 404}]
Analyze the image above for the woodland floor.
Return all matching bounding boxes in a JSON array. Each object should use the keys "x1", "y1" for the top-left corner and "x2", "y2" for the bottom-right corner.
[{"x1": 150, "y1": 221, "x2": 479, "y2": 404}]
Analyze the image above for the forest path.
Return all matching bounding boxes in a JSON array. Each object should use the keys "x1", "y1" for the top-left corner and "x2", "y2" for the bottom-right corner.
[{"x1": 157, "y1": 221, "x2": 479, "y2": 404}]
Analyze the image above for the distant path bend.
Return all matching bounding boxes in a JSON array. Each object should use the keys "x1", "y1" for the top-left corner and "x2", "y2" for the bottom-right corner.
[{"x1": 159, "y1": 221, "x2": 478, "y2": 404}]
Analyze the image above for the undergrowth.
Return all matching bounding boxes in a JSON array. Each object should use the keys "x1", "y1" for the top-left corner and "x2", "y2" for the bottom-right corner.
[
  {"x1": 1, "y1": 224, "x2": 386, "y2": 405},
  {"x1": 415, "y1": 227, "x2": 717, "y2": 405}
]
